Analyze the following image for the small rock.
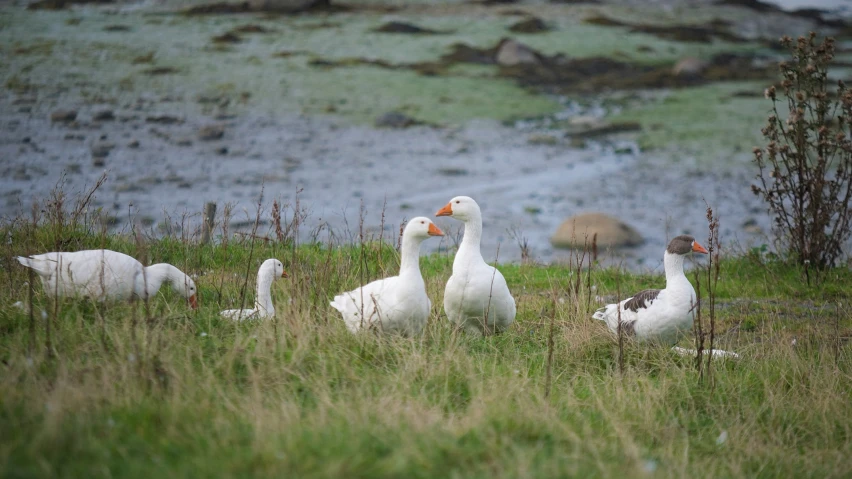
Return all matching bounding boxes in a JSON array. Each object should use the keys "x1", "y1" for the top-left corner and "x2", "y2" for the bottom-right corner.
[
  {"x1": 18, "y1": 106, "x2": 32, "y2": 114},
  {"x1": 495, "y1": 39, "x2": 540, "y2": 66},
  {"x1": 146, "y1": 115, "x2": 182, "y2": 125},
  {"x1": 212, "y1": 32, "x2": 242, "y2": 43},
  {"x1": 375, "y1": 111, "x2": 420, "y2": 129},
  {"x1": 93, "y1": 110, "x2": 115, "y2": 122},
  {"x1": 198, "y1": 124, "x2": 225, "y2": 141},
  {"x1": 550, "y1": 213, "x2": 643, "y2": 249},
  {"x1": 527, "y1": 134, "x2": 559, "y2": 145},
  {"x1": 127, "y1": 139, "x2": 140, "y2": 148},
  {"x1": 64, "y1": 133, "x2": 85, "y2": 141},
  {"x1": 566, "y1": 121, "x2": 642, "y2": 139},
  {"x1": 742, "y1": 218, "x2": 763, "y2": 234},
  {"x1": 437, "y1": 167, "x2": 468, "y2": 176},
  {"x1": 216, "y1": 147, "x2": 229, "y2": 155},
  {"x1": 672, "y1": 57, "x2": 709, "y2": 77},
  {"x1": 50, "y1": 109, "x2": 77, "y2": 123},
  {"x1": 91, "y1": 141, "x2": 115, "y2": 159},
  {"x1": 173, "y1": 137, "x2": 193, "y2": 147}
]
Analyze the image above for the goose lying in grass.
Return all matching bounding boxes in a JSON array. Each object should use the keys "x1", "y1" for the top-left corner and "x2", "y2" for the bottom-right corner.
[
  {"x1": 436, "y1": 196, "x2": 516, "y2": 335},
  {"x1": 220, "y1": 258, "x2": 287, "y2": 320},
  {"x1": 593, "y1": 235, "x2": 707, "y2": 342},
  {"x1": 16, "y1": 249, "x2": 198, "y2": 308},
  {"x1": 593, "y1": 235, "x2": 739, "y2": 358},
  {"x1": 330, "y1": 217, "x2": 443, "y2": 335}
]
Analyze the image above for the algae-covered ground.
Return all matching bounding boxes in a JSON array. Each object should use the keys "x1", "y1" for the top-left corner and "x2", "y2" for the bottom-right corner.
[
  {"x1": 1, "y1": 215, "x2": 851, "y2": 478},
  {"x1": 0, "y1": 0, "x2": 849, "y2": 266}
]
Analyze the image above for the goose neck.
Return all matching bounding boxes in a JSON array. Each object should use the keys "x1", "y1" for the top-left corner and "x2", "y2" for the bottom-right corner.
[
  {"x1": 663, "y1": 252, "x2": 686, "y2": 282},
  {"x1": 399, "y1": 235, "x2": 424, "y2": 277},
  {"x1": 255, "y1": 265, "x2": 275, "y2": 313},
  {"x1": 142, "y1": 264, "x2": 173, "y2": 297},
  {"x1": 458, "y1": 215, "x2": 484, "y2": 259}
]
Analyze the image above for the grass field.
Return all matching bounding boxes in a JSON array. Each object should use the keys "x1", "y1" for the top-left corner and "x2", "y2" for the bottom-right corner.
[{"x1": 1, "y1": 213, "x2": 851, "y2": 478}]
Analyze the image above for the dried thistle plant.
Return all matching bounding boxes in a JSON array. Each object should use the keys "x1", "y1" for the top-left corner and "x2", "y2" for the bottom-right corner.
[{"x1": 752, "y1": 33, "x2": 852, "y2": 274}]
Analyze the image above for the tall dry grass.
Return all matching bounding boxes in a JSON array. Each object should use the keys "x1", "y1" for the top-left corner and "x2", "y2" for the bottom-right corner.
[{"x1": 1, "y1": 192, "x2": 850, "y2": 478}]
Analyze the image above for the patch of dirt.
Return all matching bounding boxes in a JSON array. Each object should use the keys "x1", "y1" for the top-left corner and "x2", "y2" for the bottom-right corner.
[
  {"x1": 212, "y1": 32, "x2": 243, "y2": 43},
  {"x1": 232, "y1": 24, "x2": 274, "y2": 34},
  {"x1": 183, "y1": 2, "x2": 250, "y2": 14},
  {"x1": 27, "y1": 0, "x2": 112, "y2": 10},
  {"x1": 183, "y1": 1, "x2": 391, "y2": 15},
  {"x1": 438, "y1": 40, "x2": 774, "y2": 93},
  {"x1": 508, "y1": 17, "x2": 550, "y2": 34},
  {"x1": 141, "y1": 67, "x2": 179, "y2": 76},
  {"x1": 371, "y1": 21, "x2": 449, "y2": 35},
  {"x1": 303, "y1": 37, "x2": 774, "y2": 94},
  {"x1": 582, "y1": 14, "x2": 747, "y2": 43}
]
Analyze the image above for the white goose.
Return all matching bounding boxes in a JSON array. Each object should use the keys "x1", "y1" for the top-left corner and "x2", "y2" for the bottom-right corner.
[
  {"x1": 16, "y1": 249, "x2": 198, "y2": 308},
  {"x1": 330, "y1": 217, "x2": 443, "y2": 335},
  {"x1": 436, "y1": 196, "x2": 516, "y2": 335},
  {"x1": 220, "y1": 258, "x2": 287, "y2": 320},
  {"x1": 593, "y1": 235, "x2": 706, "y2": 344}
]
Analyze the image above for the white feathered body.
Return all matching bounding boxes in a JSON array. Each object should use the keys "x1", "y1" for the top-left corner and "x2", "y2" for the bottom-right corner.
[
  {"x1": 17, "y1": 250, "x2": 146, "y2": 301},
  {"x1": 331, "y1": 273, "x2": 430, "y2": 336},
  {"x1": 593, "y1": 277, "x2": 696, "y2": 344},
  {"x1": 444, "y1": 250, "x2": 516, "y2": 335}
]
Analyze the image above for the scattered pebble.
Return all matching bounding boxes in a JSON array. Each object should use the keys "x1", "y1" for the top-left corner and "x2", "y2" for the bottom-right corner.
[
  {"x1": 527, "y1": 134, "x2": 559, "y2": 145},
  {"x1": 198, "y1": 124, "x2": 225, "y2": 141},
  {"x1": 50, "y1": 109, "x2": 77, "y2": 123},
  {"x1": 93, "y1": 110, "x2": 115, "y2": 122},
  {"x1": 91, "y1": 141, "x2": 115, "y2": 160},
  {"x1": 146, "y1": 115, "x2": 182, "y2": 124},
  {"x1": 375, "y1": 111, "x2": 420, "y2": 129}
]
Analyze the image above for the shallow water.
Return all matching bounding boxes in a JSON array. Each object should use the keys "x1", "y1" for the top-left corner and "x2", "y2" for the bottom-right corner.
[
  {"x1": 0, "y1": 2, "x2": 792, "y2": 269},
  {"x1": 0, "y1": 92, "x2": 771, "y2": 270}
]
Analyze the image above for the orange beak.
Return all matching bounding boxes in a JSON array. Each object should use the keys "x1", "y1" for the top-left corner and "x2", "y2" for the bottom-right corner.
[
  {"x1": 435, "y1": 203, "x2": 453, "y2": 217},
  {"x1": 189, "y1": 294, "x2": 198, "y2": 309},
  {"x1": 428, "y1": 223, "x2": 444, "y2": 236},
  {"x1": 693, "y1": 241, "x2": 709, "y2": 254},
  {"x1": 282, "y1": 270, "x2": 288, "y2": 278}
]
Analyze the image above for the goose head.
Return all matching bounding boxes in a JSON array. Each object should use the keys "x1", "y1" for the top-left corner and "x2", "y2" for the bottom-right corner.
[
  {"x1": 181, "y1": 276, "x2": 199, "y2": 309},
  {"x1": 405, "y1": 216, "x2": 444, "y2": 240},
  {"x1": 666, "y1": 235, "x2": 709, "y2": 256},
  {"x1": 435, "y1": 196, "x2": 480, "y2": 222},
  {"x1": 260, "y1": 258, "x2": 288, "y2": 279}
]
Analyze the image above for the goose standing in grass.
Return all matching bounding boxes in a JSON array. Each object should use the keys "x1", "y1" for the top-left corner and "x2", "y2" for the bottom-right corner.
[
  {"x1": 330, "y1": 217, "x2": 443, "y2": 335},
  {"x1": 16, "y1": 249, "x2": 198, "y2": 308},
  {"x1": 220, "y1": 258, "x2": 287, "y2": 320},
  {"x1": 436, "y1": 196, "x2": 516, "y2": 335},
  {"x1": 593, "y1": 235, "x2": 707, "y2": 343}
]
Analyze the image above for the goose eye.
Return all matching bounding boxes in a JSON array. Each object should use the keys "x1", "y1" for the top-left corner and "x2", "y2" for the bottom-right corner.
[
  {"x1": 455, "y1": 200, "x2": 460, "y2": 204},
  {"x1": 420, "y1": 221, "x2": 425, "y2": 224}
]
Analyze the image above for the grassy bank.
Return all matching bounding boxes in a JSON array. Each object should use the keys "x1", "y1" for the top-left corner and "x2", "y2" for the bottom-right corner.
[{"x1": 1, "y1": 220, "x2": 851, "y2": 478}]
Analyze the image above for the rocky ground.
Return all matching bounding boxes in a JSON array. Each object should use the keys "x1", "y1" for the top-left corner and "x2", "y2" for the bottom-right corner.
[{"x1": 0, "y1": 0, "x2": 849, "y2": 267}]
